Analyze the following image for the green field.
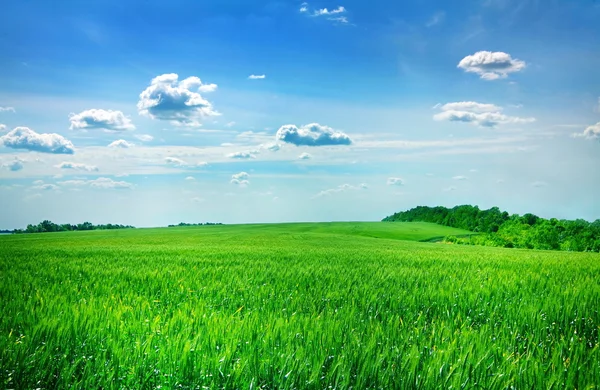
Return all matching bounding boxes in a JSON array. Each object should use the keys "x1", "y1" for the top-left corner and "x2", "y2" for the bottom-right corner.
[{"x1": 1, "y1": 222, "x2": 599, "y2": 389}]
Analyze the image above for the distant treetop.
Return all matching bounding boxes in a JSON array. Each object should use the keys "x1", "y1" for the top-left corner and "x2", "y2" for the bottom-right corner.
[
  {"x1": 383, "y1": 205, "x2": 600, "y2": 252},
  {"x1": 13, "y1": 220, "x2": 135, "y2": 234}
]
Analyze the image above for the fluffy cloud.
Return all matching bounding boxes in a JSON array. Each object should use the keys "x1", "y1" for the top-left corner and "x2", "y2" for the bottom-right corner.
[
  {"x1": 314, "y1": 6, "x2": 346, "y2": 16},
  {"x1": 439, "y1": 102, "x2": 501, "y2": 113},
  {"x1": 0, "y1": 107, "x2": 15, "y2": 112},
  {"x1": 433, "y1": 102, "x2": 535, "y2": 128},
  {"x1": 313, "y1": 183, "x2": 367, "y2": 198},
  {"x1": 0, "y1": 127, "x2": 75, "y2": 154},
  {"x1": 387, "y1": 177, "x2": 404, "y2": 186},
  {"x1": 135, "y1": 134, "x2": 154, "y2": 142},
  {"x1": 458, "y1": 51, "x2": 526, "y2": 80},
  {"x1": 59, "y1": 177, "x2": 134, "y2": 190},
  {"x1": 185, "y1": 176, "x2": 195, "y2": 181},
  {"x1": 2, "y1": 158, "x2": 24, "y2": 172},
  {"x1": 298, "y1": 152, "x2": 312, "y2": 160},
  {"x1": 108, "y1": 140, "x2": 134, "y2": 148},
  {"x1": 137, "y1": 73, "x2": 219, "y2": 126},
  {"x1": 69, "y1": 109, "x2": 135, "y2": 131},
  {"x1": 0, "y1": 124, "x2": 6, "y2": 131},
  {"x1": 573, "y1": 122, "x2": 600, "y2": 139},
  {"x1": 231, "y1": 172, "x2": 250, "y2": 186},
  {"x1": 248, "y1": 75, "x2": 266, "y2": 80},
  {"x1": 56, "y1": 162, "x2": 99, "y2": 172},
  {"x1": 453, "y1": 175, "x2": 468, "y2": 180},
  {"x1": 227, "y1": 150, "x2": 259, "y2": 159},
  {"x1": 276, "y1": 123, "x2": 352, "y2": 146},
  {"x1": 301, "y1": 3, "x2": 349, "y2": 23}
]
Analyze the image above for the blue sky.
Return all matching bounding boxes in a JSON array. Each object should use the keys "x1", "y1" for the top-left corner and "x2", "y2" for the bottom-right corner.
[{"x1": 1, "y1": 0, "x2": 600, "y2": 228}]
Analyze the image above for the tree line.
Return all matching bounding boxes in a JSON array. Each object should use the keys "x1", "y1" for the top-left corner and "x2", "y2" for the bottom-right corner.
[
  {"x1": 383, "y1": 205, "x2": 600, "y2": 252},
  {"x1": 168, "y1": 222, "x2": 224, "y2": 227},
  {"x1": 12, "y1": 220, "x2": 135, "y2": 234}
]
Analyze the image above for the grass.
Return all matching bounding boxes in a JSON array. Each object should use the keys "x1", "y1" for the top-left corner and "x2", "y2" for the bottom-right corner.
[{"x1": 1, "y1": 222, "x2": 599, "y2": 389}]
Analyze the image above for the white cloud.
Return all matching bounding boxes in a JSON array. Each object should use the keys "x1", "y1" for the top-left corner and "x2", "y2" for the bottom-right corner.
[
  {"x1": 231, "y1": 171, "x2": 250, "y2": 186},
  {"x1": 302, "y1": 3, "x2": 350, "y2": 24},
  {"x1": 440, "y1": 101, "x2": 502, "y2": 113},
  {"x1": 387, "y1": 177, "x2": 404, "y2": 186},
  {"x1": 135, "y1": 134, "x2": 154, "y2": 142},
  {"x1": 433, "y1": 102, "x2": 535, "y2": 128},
  {"x1": 0, "y1": 127, "x2": 75, "y2": 154},
  {"x1": 185, "y1": 176, "x2": 195, "y2": 181},
  {"x1": 458, "y1": 51, "x2": 526, "y2": 80},
  {"x1": 313, "y1": 183, "x2": 367, "y2": 198},
  {"x1": 108, "y1": 139, "x2": 134, "y2": 148},
  {"x1": 453, "y1": 175, "x2": 468, "y2": 180},
  {"x1": 56, "y1": 162, "x2": 99, "y2": 172},
  {"x1": 298, "y1": 152, "x2": 312, "y2": 160},
  {"x1": 89, "y1": 177, "x2": 134, "y2": 189},
  {"x1": 327, "y1": 16, "x2": 349, "y2": 23},
  {"x1": 0, "y1": 124, "x2": 6, "y2": 132},
  {"x1": 314, "y1": 6, "x2": 346, "y2": 16},
  {"x1": 58, "y1": 177, "x2": 133, "y2": 190},
  {"x1": 69, "y1": 109, "x2": 135, "y2": 131},
  {"x1": 137, "y1": 73, "x2": 219, "y2": 126},
  {"x1": 0, "y1": 107, "x2": 15, "y2": 112},
  {"x1": 276, "y1": 123, "x2": 352, "y2": 146},
  {"x1": 426, "y1": 11, "x2": 445, "y2": 27},
  {"x1": 573, "y1": 122, "x2": 600, "y2": 140},
  {"x1": 225, "y1": 121, "x2": 236, "y2": 128},
  {"x1": 2, "y1": 158, "x2": 24, "y2": 172},
  {"x1": 248, "y1": 75, "x2": 266, "y2": 80},
  {"x1": 165, "y1": 157, "x2": 187, "y2": 166},
  {"x1": 260, "y1": 143, "x2": 281, "y2": 152},
  {"x1": 199, "y1": 84, "x2": 218, "y2": 93},
  {"x1": 227, "y1": 150, "x2": 259, "y2": 159},
  {"x1": 31, "y1": 183, "x2": 59, "y2": 191}
]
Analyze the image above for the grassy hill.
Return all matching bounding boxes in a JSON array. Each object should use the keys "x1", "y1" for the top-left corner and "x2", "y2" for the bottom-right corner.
[
  {"x1": 1, "y1": 222, "x2": 598, "y2": 388},
  {"x1": 1, "y1": 221, "x2": 473, "y2": 247}
]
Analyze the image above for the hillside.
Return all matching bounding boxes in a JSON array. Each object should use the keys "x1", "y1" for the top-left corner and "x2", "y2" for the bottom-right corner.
[
  {"x1": 384, "y1": 205, "x2": 600, "y2": 252},
  {"x1": 0, "y1": 221, "x2": 473, "y2": 246}
]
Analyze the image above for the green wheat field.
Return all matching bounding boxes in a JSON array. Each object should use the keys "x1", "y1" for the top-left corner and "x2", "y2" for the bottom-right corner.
[{"x1": 1, "y1": 222, "x2": 599, "y2": 389}]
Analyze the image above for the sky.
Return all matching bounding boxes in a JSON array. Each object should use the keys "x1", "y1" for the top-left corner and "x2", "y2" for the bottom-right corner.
[{"x1": 1, "y1": 0, "x2": 600, "y2": 229}]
